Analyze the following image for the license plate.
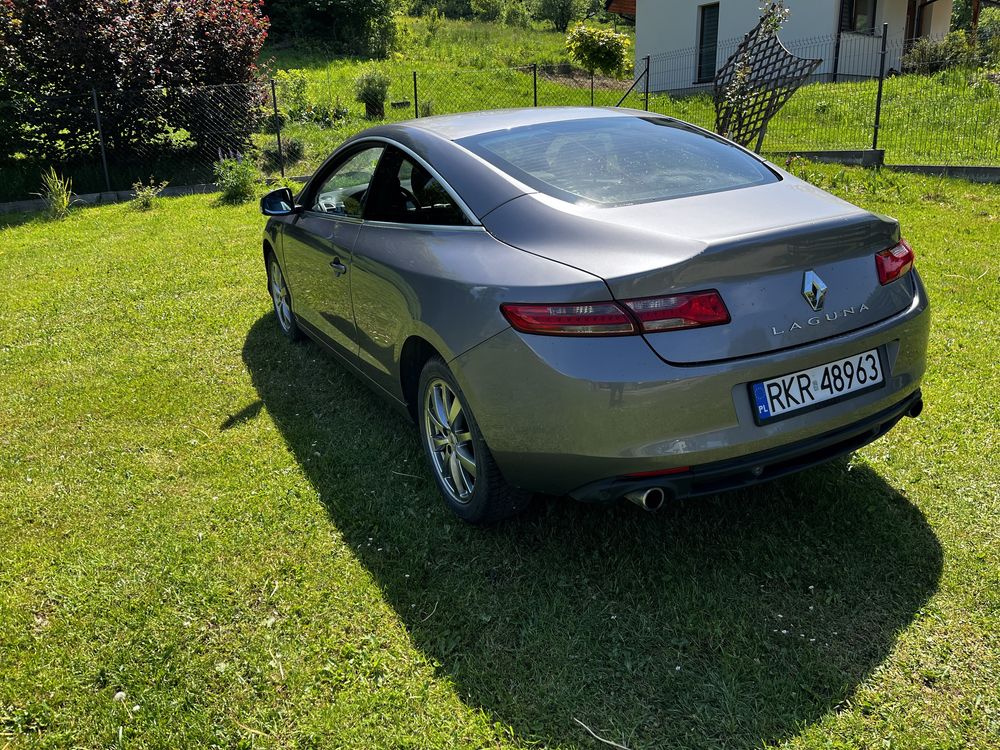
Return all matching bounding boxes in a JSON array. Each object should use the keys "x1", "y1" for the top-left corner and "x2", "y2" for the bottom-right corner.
[{"x1": 751, "y1": 348, "x2": 884, "y2": 423}]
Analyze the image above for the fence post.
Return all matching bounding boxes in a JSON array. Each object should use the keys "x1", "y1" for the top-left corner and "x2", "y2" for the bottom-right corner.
[
  {"x1": 413, "y1": 71, "x2": 419, "y2": 118},
  {"x1": 591, "y1": 70, "x2": 595, "y2": 107},
  {"x1": 532, "y1": 63, "x2": 538, "y2": 107},
  {"x1": 90, "y1": 88, "x2": 112, "y2": 193},
  {"x1": 270, "y1": 79, "x2": 285, "y2": 179},
  {"x1": 872, "y1": 23, "x2": 888, "y2": 154},
  {"x1": 643, "y1": 55, "x2": 651, "y2": 111}
]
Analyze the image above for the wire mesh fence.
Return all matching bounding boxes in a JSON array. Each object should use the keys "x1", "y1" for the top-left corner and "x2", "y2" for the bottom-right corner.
[
  {"x1": 1, "y1": 81, "x2": 268, "y2": 202},
  {"x1": 645, "y1": 28, "x2": 1000, "y2": 164},
  {"x1": 2, "y1": 27, "x2": 998, "y2": 203}
]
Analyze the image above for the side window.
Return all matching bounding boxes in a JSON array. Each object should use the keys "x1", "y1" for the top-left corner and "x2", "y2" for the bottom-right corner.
[
  {"x1": 309, "y1": 146, "x2": 384, "y2": 217},
  {"x1": 365, "y1": 148, "x2": 471, "y2": 226}
]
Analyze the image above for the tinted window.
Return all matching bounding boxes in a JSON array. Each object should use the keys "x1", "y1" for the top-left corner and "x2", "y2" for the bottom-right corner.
[
  {"x1": 310, "y1": 146, "x2": 384, "y2": 217},
  {"x1": 365, "y1": 147, "x2": 470, "y2": 226},
  {"x1": 458, "y1": 116, "x2": 779, "y2": 206}
]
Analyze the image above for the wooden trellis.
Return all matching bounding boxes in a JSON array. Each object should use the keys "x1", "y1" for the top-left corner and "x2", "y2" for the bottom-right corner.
[{"x1": 713, "y1": 10, "x2": 822, "y2": 152}]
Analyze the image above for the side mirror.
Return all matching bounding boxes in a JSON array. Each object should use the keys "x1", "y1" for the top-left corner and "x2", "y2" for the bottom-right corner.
[{"x1": 260, "y1": 187, "x2": 301, "y2": 217}]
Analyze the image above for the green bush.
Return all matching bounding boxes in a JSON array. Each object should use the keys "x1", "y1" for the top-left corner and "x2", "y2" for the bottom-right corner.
[
  {"x1": 262, "y1": 138, "x2": 306, "y2": 173},
  {"x1": 565, "y1": 23, "x2": 631, "y2": 76},
  {"x1": 275, "y1": 69, "x2": 310, "y2": 117},
  {"x1": 261, "y1": 108, "x2": 289, "y2": 135},
  {"x1": 502, "y1": 1, "x2": 532, "y2": 27},
  {"x1": 129, "y1": 178, "x2": 169, "y2": 211},
  {"x1": 902, "y1": 31, "x2": 977, "y2": 74},
  {"x1": 471, "y1": 0, "x2": 504, "y2": 21},
  {"x1": 214, "y1": 158, "x2": 259, "y2": 204},
  {"x1": 355, "y1": 67, "x2": 391, "y2": 120}
]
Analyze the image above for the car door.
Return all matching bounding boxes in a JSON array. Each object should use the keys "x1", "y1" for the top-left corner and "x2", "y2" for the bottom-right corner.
[
  {"x1": 351, "y1": 145, "x2": 477, "y2": 397},
  {"x1": 281, "y1": 144, "x2": 385, "y2": 355}
]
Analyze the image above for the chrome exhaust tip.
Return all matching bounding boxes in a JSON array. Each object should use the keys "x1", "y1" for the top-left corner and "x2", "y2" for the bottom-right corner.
[
  {"x1": 625, "y1": 486, "x2": 666, "y2": 512},
  {"x1": 907, "y1": 398, "x2": 924, "y2": 419}
]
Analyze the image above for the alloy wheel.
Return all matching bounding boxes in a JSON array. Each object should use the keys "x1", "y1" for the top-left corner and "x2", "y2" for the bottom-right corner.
[
  {"x1": 423, "y1": 378, "x2": 477, "y2": 503},
  {"x1": 269, "y1": 258, "x2": 294, "y2": 332}
]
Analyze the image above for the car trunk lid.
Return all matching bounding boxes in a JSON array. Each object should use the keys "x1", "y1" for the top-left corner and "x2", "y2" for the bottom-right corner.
[{"x1": 483, "y1": 180, "x2": 914, "y2": 364}]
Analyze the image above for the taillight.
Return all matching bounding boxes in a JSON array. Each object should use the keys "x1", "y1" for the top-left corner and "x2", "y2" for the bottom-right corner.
[
  {"x1": 500, "y1": 290, "x2": 730, "y2": 337},
  {"x1": 500, "y1": 302, "x2": 637, "y2": 336},
  {"x1": 621, "y1": 291, "x2": 730, "y2": 332},
  {"x1": 876, "y1": 240, "x2": 914, "y2": 285}
]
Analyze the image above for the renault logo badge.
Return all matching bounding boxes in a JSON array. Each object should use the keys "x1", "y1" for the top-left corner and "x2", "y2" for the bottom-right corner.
[{"x1": 802, "y1": 270, "x2": 827, "y2": 312}]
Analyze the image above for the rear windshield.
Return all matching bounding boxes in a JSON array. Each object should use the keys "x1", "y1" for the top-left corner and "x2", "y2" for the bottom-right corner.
[{"x1": 457, "y1": 116, "x2": 779, "y2": 206}]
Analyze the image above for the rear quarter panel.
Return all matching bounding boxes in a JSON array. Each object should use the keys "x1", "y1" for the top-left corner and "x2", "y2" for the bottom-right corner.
[{"x1": 350, "y1": 225, "x2": 610, "y2": 400}]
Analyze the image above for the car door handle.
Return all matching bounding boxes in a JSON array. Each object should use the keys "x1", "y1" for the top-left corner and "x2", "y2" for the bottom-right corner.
[{"x1": 330, "y1": 259, "x2": 347, "y2": 277}]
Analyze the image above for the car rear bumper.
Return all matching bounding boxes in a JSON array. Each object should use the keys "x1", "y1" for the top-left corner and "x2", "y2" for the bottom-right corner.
[
  {"x1": 450, "y1": 272, "x2": 929, "y2": 496},
  {"x1": 566, "y1": 388, "x2": 922, "y2": 503}
]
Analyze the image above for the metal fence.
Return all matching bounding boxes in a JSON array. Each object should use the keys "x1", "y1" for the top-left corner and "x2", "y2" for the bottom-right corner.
[
  {"x1": 2, "y1": 27, "x2": 998, "y2": 203},
  {"x1": 643, "y1": 26, "x2": 1000, "y2": 165}
]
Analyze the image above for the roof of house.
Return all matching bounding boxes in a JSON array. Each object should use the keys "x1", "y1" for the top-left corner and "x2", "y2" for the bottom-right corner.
[{"x1": 604, "y1": 0, "x2": 636, "y2": 18}]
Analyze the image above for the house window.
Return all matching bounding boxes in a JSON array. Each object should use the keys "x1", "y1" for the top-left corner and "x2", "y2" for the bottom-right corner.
[
  {"x1": 697, "y1": 3, "x2": 720, "y2": 84},
  {"x1": 844, "y1": 0, "x2": 877, "y2": 34}
]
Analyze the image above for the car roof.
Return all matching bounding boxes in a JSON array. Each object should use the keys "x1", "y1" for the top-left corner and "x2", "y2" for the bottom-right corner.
[{"x1": 400, "y1": 106, "x2": 652, "y2": 141}]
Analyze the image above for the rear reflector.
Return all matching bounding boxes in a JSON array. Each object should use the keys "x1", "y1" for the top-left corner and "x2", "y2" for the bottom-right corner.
[
  {"x1": 500, "y1": 302, "x2": 637, "y2": 336},
  {"x1": 625, "y1": 466, "x2": 691, "y2": 478},
  {"x1": 622, "y1": 290, "x2": 731, "y2": 332},
  {"x1": 501, "y1": 290, "x2": 730, "y2": 337},
  {"x1": 876, "y1": 240, "x2": 915, "y2": 285}
]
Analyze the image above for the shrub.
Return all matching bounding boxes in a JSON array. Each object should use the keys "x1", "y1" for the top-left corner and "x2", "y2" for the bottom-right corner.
[
  {"x1": 0, "y1": 0, "x2": 268, "y2": 160},
  {"x1": 980, "y1": 8, "x2": 1000, "y2": 67},
  {"x1": 537, "y1": 0, "x2": 585, "y2": 33},
  {"x1": 355, "y1": 68, "x2": 391, "y2": 120},
  {"x1": 471, "y1": 0, "x2": 504, "y2": 21},
  {"x1": 275, "y1": 69, "x2": 310, "y2": 117},
  {"x1": 214, "y1": 157, "x2": 259, "y2": 204},
  {"x1": 902, "y1": 31, "x2": 977, "y2": 74},
  {"x1": 262, "y1": 138, "x2": 306, "y2": 173},
  {"x1": 262, "y1": 109, "x2": 289, "y2": 135},
  {"x1": 409, "y1": 0, "x2": 474, "y2": 18},
  {"x1": 502, "y1": 1, "x2": 532, "y2": 27},
  {"x1": 565, "y1": 23, "x2": 631, "y2": 77},
  {"x1": 36, "y1": 168, "x2": 73, "y2": 220},
  {"x1": 129, "y1": 178, "x2": 169, "y2": 211},
  {"x1": 332, "y1": 99, "x2": 350, "y2": 120}
]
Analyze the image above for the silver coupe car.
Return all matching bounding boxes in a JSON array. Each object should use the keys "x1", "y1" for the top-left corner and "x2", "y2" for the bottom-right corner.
[{"x1": 259, "y1": 107, "x2": 929, "y2": 524}]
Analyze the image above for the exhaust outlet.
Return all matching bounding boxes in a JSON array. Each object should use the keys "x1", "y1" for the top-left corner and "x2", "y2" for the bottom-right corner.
[
  {"x1": 625, "y1": 487, "x2": 666, "y2": 512},
  {"x1": 907, "y1": 398, "x2": 924, "y2": 419}
]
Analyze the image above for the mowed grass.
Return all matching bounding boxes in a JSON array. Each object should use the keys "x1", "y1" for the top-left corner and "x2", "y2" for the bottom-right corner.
[{"x1": 1, "y1": 165, "x2": 998, "y2": 749}]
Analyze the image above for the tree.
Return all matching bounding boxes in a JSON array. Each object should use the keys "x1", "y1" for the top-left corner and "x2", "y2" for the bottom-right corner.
[
  {"x1": 565, "y1": 23, "x2": 630, "y2": 77},
  {"x1": 0, "y1": 0, "x2": 269, "y2": 160},
  {"x1": 536, "y1": 0, "x2": 585, "y2": 33},
  {"x1": 266, "y1": 0, "x2": 400, "y2": 56}
]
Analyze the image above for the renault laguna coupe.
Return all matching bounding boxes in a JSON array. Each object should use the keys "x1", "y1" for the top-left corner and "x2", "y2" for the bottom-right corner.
[{"x1": 259, "y1": 107, "x2": 929, "y2": 524}]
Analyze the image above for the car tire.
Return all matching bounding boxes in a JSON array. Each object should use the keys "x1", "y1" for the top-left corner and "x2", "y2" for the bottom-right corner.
[
  {"x1": 266, "y1": 251, "x2": 302, "y2": 341},
  {"x1": 417, "y1": 357, "x2": 530, "y2": 525}
]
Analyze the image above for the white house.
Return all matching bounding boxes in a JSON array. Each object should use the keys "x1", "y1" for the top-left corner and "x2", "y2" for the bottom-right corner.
[{"x1": 632, "y1": 0, "x2": 954, "y2": 92}]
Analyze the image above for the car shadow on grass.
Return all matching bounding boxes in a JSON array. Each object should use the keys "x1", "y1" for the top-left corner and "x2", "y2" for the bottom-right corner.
[{"x1": 243, "y1": 314, "x2": 942, "y2": 749}]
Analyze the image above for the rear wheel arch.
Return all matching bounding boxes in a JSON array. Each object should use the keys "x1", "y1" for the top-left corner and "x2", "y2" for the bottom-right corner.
[{"x1": 399, "y1": 336, "x2": 442, "y2": 421}]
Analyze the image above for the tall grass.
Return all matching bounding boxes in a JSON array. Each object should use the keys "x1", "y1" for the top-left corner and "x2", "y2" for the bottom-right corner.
[{"x1": 35, "y1": 167, "x2": 74, "y2": 219}]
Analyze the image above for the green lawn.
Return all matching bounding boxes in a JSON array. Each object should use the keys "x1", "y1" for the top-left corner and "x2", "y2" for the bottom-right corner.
[{"x1": 1, "y1": 165, "x2": 998, "y2": 749}]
